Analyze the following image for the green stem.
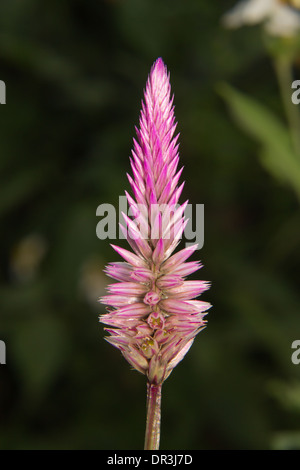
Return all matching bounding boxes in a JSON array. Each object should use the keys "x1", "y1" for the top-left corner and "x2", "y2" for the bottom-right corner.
[
  {"x1": 273, "y1": 56, "x2": 300, "y2": 159},
  {"x1": 144, "y1": 382, "x2": 162, "y2": 450}
]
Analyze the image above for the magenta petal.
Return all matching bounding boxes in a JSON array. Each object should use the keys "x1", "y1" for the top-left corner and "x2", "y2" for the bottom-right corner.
[
  {"x1": 130, "y1": 267, "x2": 154, "y2": 282},
  {"x1": 100, "y1": 294, "x2": 143, "y2": 307},
  {"x1": 107, "y1": 281, "x2": 148, "y2": 296},
  {"x1": 104, "y1": 262, "x2": 133, "y2": 281},
  {"x1": 120, "y1": 213, "x2": 152, "y2": 259},
  {"x1": 100, "y1": 316, "x2": 140, "y2": 328},
  {"x1": 172, "y1": 261, "x2": 202, "y2": 277},
  {"x1": 110, "y1": 244, "x2": 148, "y2": 268},
  {"x1": 156, "y1": 274, "x2": 183, "y2": 289},
  {"x1": 166, "y1": 280, "x2": 210, "y2": 299},
  {"x1": 162, "y1": 244, "x2": 198, "y2": 271},
  {"x1": 159, "y1": 298, "x2": 203, "y2": 315},
  {"x1": 165, "y1": 338, "x2": 194, "y2": 377},
  {"x1": 152, "y1": 238, "x2": 165, "y2": 265}
]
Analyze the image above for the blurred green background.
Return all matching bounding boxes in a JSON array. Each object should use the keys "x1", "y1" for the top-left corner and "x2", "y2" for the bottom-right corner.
[{"x1": 0, "y1": 0, "x2": 300, "y2": 450}]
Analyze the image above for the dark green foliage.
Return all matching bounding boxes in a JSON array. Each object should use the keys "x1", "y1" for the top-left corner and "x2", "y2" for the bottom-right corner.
[{"x1": 0, "y1": 0, "x2": 299, "y2": 450}]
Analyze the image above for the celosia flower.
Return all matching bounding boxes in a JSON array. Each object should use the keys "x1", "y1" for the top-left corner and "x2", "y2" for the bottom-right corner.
[
  {"x1": 222, "y1": 0, "x2": 300, "y2": 37},
  {"x1": 99, "y1": 58, "x2": 211, "y2": 387}
]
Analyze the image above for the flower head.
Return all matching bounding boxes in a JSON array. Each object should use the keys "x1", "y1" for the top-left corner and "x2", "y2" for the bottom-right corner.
[
  {"x1": 222, "y1": 0, "x2": 300, "y2": 37},
  {"x1": 99, "y1": 58, "x2": 211, "y2": 385}
]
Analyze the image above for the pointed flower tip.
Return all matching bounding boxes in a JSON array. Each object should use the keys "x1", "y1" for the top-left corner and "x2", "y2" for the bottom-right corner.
[
  {"x1": 150, "y1": 57, "x2": 168, "y2": 81},
  {"x1": 153, "y1": 57, "x2": 165, "y2": 71}
]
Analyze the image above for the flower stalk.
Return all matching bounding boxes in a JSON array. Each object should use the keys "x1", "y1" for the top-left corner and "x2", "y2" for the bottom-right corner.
[{"x1": 144, "y1": 382, "x2": 162, "y2": 450}]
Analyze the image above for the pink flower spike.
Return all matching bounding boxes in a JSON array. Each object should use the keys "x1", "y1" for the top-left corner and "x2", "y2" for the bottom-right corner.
[
  {"x1": 99, "y1": 59, "x2": 211, "y2": 450},
  {"x1": 100, "y1": 58, "x2": 211, "y2": 384}
]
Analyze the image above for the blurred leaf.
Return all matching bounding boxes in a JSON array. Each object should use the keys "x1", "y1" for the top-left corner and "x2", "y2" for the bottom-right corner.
[
  {"x1": 218, "y1": 83, "x2": 290, "y2": 148},
  {"x1": 11, "y1": 312, "x2": 69, "y2": 404},
  {"x1": 268, "y1": 380, "x2": 300, "y2": 414},
  {"x1": 218, "y1": 83, "x2": 300, "y2": 197},
  {"x1": 259, "y1": 145, "x2": 300, "y2": 196},
  {"x1": 272, "y1": 432, "x2": 300, "y2": 450}
]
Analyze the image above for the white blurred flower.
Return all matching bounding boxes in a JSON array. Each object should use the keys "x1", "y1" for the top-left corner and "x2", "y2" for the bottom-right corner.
[{"x1": 222, "y1": 0, "x2": 300, "y2": 37}]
